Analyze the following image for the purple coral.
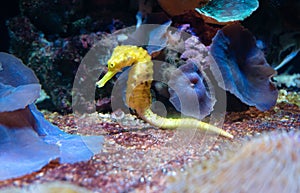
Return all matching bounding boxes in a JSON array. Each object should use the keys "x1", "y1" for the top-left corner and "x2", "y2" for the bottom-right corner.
[
  {"x1": 167, "y1": 36, "x2": 218, "y2": 119},
  {"x1": 210, "y1": 24, "x2": 278, "y2": 111},
  {"x1": 168, "y1": 63, "x2": 216, "y2": 120},
  {"x1": 181, "y1": 36, "x2": 214, "y2": 70}
]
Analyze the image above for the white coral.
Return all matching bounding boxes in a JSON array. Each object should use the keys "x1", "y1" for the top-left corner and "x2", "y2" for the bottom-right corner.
[
  {"x1": 165, "y1": 131, "x2": 300, "y2": 193},
  {"x1": 273, "y1": 73, "x2": 300, "y2": 88}
]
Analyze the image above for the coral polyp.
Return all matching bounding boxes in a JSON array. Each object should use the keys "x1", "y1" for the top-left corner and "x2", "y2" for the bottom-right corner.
[{"x1": 165, "y1": 131, "x2": 300, "y2": 193}]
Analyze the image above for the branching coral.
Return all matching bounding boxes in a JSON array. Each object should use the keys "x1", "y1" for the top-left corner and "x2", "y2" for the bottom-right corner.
[
  {"x1": 165, "y1": 131, "x2": 300, "y2": 193},
  {"x1": 210, "y1": 24, "x2": 278, "y2": 111},
  {"x1": 0, "y1": 52, "x2": 104, "y2": 180},
  {"x1": 273, "y1": 73, "x2": 300, "y2": 88}
]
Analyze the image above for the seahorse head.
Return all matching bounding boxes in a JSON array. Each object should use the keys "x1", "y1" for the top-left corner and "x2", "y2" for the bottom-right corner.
[{"x1": 96, "y1": 45, "x2": 151, "y2": 88}]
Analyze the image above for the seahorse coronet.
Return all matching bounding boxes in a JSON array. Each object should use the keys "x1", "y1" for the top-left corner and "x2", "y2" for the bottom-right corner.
[{"x1": 96, "y1": 45, "x2": 233, "y2": 139}]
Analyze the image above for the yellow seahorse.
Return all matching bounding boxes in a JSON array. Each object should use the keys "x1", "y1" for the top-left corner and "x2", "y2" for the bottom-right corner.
[{"x1": 96, "y1": 45, "x2": 233, "y2": 139}]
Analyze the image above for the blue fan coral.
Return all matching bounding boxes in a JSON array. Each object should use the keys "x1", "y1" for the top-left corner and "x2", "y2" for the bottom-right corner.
[
  {"x1": 210, "y1": 24, "x2": 278, "y2": 111},
  {"x1": 0, "y1": 52, "x2": 104, "y2": 180}
]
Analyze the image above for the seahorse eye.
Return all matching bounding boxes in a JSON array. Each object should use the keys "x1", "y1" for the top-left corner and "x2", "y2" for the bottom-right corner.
[{"x1": 109, "y1": 63, "x2": 114, "y2": 68}]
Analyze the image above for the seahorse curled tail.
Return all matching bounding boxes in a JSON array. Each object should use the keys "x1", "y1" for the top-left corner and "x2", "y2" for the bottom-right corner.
[{"x1": 96, "y1": 45, "x2": 233, "y2": 139}]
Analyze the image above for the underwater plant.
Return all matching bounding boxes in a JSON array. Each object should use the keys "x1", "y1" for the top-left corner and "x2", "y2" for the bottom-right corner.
[
  {"x1": 96, "y1": 45, "x2": 233, "y2": 139},
  {"x1": 165, "y1": 131, "x2": 300, "y2": 193},
  {"x1": 210, "y1": 23, "x2": 278, "y2": 111},
  {"x1": 0, "y1": 52, "x2": 104, "y2": 180}
]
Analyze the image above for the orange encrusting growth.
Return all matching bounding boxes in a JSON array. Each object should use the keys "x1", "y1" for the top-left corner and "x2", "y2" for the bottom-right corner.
[{"x1": 96, "y1": 45, "x2": 233, "y2": 139}]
